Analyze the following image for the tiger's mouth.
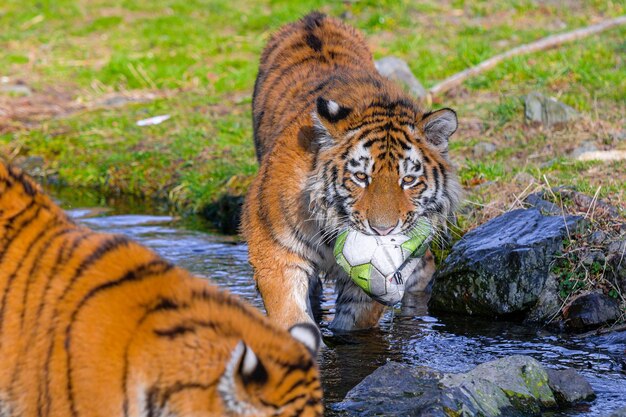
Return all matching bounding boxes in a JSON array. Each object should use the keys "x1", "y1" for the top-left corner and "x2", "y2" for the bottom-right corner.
[{"x1": 346, "y1": 215, "x2": 430, "y2": 237}]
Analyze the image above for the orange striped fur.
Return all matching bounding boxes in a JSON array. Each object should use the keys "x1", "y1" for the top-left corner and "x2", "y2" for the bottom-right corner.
[
  {"x1": 0, "y1": 161, "x2": 322, "y2": 417},
  {"x1": 242, "y1": 12, "x2": 460, "y2": 331}
]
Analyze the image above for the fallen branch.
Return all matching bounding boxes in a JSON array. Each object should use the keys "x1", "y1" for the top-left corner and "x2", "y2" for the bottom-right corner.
[{"x1": 429, "y1": 15, "x2": 626, "y2": 98}]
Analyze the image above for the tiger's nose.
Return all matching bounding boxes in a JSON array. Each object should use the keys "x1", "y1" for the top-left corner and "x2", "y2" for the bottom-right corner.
[{"x1": 370, "y1": 224, "x2": 395, "y2": 236}]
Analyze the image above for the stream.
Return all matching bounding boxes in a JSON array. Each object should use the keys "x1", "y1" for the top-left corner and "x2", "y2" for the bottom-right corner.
[{"x1": 52, "y1": 188, "x2": 626, "y2": 416}]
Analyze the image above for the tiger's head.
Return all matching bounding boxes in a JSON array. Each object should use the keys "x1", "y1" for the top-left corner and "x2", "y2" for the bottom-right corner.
[
  {"x1": 128, "y1": 305, "x2": 323, "y2": 417},
  {"x1": 308, "y1": 93, "x2": 460, "y2": 239}
]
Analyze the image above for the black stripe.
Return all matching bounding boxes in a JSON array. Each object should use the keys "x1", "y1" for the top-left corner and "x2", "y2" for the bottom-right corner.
[
  {"x1": 20, "y1": 227, "x2": 74, "y2": 329},
  {"x1": 0, "y1": 214, "x2": 57, "y2": 343},
  {"x1": 0, "y1": 202, "x2": 40, "y2": 263},
  {"x1": 58, "y1": 234, "x2": 131, "y2": 303},
  {"x1": 66, "y1": 260, "x2": 173, "y2": 417}
]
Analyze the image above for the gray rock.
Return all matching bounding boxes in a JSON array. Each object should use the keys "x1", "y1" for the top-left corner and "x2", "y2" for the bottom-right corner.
[
  {"x1": 545, "y1": 368, "x2": 595, "y2": 405},
  {"x1": 0, "y1": 83, "x2": 32, "y2": 96},
  {"x1": 590, "y1": 230, "x2": 607, "y2": 245},
  {"x1": 334, "y1": 362, "x2": 470, "y2": 416},
  {"x1": 570, "y1": 141, "x2": 599, "y2": 158},
  {"x1": 430, "y1": 209, "x2": 581, "y2": 316},
  {"x1": 473, "y1": 142, "x2": 497, "y2": 157},
  {"x1": 336, "y1": 356, "x2": 592, "y2": 416},
  {"x1": 526, "y1": 273, "x2": 561, "y2": 323},
  {"x1": 375, "y1": 57, "x2": 427, "y2": 99},
  {"x1": 555, "y1": 188, "x2": 621, "y2": 218},
  {"x1": 525, "y1": 192, "x2": 561, "y2": 215},
  {"x1": 607, "y1": 250, "x2": 626, "y2": 294},
  {"x1": 608, "y1": 240, "x2": 626, "y2": 256},
  {"x1": 14, "y1": 156, "x2": 45, "y2": 176},
  {"x1": 610, "y1": 130, "x2": 626, "y2": 142},
  {"x1": 564, "y1": 292, "x2": 621, "y2": 330},
  {"x1": 525, "y1": 92, "x2": 579, "y2": 126},
  {"x1": 582, "y1": 250, "x2": 605, "y2": 266},
  {"x1": 513, "y1": 171, "x2": 536, "y2": 186},
  {"x1": 443, "y1": 356, "x2": 556, "y2": 413}
]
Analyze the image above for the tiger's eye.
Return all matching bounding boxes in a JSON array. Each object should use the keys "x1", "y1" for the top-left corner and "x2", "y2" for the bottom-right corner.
[
  {"x1": 402, "y1": 175, "x2": 416, "y2": 186},
  {"x1": 354, "y1": 172, "x2": 368, "y2": 182}
]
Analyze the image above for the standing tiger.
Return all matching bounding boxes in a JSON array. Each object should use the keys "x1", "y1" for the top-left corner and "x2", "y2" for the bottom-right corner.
[
  {"x1": 0, "y1": 161, "x2": 323, "y2": 417},
  {"x1": 242, "y1": 12, "x2": 460, "y2": 331}
]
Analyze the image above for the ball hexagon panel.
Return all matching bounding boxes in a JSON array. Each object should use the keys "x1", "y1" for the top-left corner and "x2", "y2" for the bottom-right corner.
[
  {"x1": 342, "y1": 232, "x2": 378, "y2": 265},
  {"x1": 371, "y1": 244, "x2": 408, "y2": 277}
]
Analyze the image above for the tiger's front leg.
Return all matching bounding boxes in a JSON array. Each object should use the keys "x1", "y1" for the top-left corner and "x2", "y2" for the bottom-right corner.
[
  {"x1": 330, "y1": 266, "x2": 385, "y2": 331},
  {"x1": 250, "y1": 249, "x2": 317, "y2": 329}
]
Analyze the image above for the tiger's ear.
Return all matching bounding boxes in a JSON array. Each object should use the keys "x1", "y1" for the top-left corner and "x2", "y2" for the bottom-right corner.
[
  {"x1": 289, "y1": 323, "x2": 321, "y2": 355},
  {"x1": 312, "y1": 97, "x2": 352, "y2": 149},
  {"x1": 419, "y1": 108, "x2": 457, "y2": 152},
  {"x1": 316, "y1": 97, "x2": 352, "y2": 123},
  {"x1": 226, "y1": 341, "x2": 268, "y2": 387}
]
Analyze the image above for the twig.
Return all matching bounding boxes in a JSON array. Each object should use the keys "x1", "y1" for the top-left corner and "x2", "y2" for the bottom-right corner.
[{"x1": 429, "y1": 15, "x2": 626, "y2": 97}]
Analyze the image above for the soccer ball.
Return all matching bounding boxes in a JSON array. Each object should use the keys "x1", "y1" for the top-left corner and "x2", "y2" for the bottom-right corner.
[{"x1": 333, "y1": 217, "x2": 432, "y2": 306}]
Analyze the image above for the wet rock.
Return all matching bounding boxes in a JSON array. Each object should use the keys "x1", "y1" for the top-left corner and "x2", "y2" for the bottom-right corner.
[
  {"x1": 443, "y1": 356, "x2": 556, "y2": 413},
  {"x1": 201, "y1": 194, "x2": 244, "y2": 235},
  {"x1": 545, "y1": 368, "x2": 595, "y2": 405},
  {"x1": 525, "y1": 192, "x2": 561, "y2": 215},
  {"x1": 336, "y1": 356, "x2": 591, "y2": 416},
  {"x1": 334, "y1": 362, "x2": 468, "y2": 417},
  {"x1": 375, "y1": 57, "x2": 427, "y2": 99},
  {"x1": 525, "y1": 92, "x2": 579, "y2": 126},
  {"x1": 564, "y1": 292, "x2": 621, "y2": 330},
  {"x1": 473, "y1": 141, "x2": 497, "y2": 157},
  {"x1": 570, "y1": 141, "x2": 599, "y2": 159},
  {"x1": 430, "y1": 209, "x2": 581, "y2": 316},
  {"x1": 525, "y1": 273, "x2": 560, "y2": 323}
]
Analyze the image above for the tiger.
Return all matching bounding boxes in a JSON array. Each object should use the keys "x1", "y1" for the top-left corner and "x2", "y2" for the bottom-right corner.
[
  {"x1": 242, "y1": 12, "x2": 460, "y2": 331},
  {"x1": 0, "y1": 161, "x2": 323, "y2": 417}
]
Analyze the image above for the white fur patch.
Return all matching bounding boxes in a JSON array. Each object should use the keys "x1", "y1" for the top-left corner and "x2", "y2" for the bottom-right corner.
[
  {"x1": 311, "y1": 112, "x2": 335, "y2": 149},
  {"x1": 289, "y1": 324, "x2": 320, "y2": 354},
  {"x1": 327, "y1": 100, "x2": 339, "y2": 115},
  {"x1": 217, "y1": 342, "x2": 257, "y2": 416}
]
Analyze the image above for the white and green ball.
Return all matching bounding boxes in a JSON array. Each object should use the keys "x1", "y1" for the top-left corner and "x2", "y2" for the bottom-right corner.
[{"x1": 333, "y1": 218, "x2": 432, "y2": 306}]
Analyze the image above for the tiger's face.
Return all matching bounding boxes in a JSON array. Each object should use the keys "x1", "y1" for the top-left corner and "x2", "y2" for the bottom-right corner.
[
  {"x1": 310, "y1": 96, "x2": 460, "y2": 237},
  {"x1": 131, "y1": 322, "x2": 323, "y2": 417}
]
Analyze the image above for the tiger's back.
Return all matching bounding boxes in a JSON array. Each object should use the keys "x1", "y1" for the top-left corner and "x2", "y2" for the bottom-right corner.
[
  {"x1": 252, "y1": 11, "x2": 378, "y2": 161},
  {"x1": 244, "y1": 13, "x2": 460, "y2": 331},
  {"x1": 0, "y1": 162, "x2": 322, "y2": 417}
]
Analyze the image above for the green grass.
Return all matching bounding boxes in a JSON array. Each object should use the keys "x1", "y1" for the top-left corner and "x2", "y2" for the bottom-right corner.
[{"x1": 1, "y1": 0, "x2": 625, "y2": 223}]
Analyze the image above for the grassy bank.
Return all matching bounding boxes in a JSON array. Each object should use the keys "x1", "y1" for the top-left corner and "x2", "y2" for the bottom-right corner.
[{"x1": 1, "y1": 0, "x2": 625, "y2": 218}]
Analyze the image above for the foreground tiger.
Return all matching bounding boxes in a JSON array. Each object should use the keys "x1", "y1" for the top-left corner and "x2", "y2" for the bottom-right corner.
[
  {"x1": 0, "y1": 162, "x2": 323, "y2": 417},
  {"x1": 242, "y1": 12, "x2": 461, "y2": 331}
]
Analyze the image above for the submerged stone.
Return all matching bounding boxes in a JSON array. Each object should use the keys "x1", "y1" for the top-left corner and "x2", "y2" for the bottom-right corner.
[
  {"x1": 546, "y1": 368, "x2": 595, "y2": 405},
  {"x1": 336, "y1": 355, "x2": 592, "y2": 416},
  {"x1": 564, "y1": 292, "x2": 621, "y2": 330}
]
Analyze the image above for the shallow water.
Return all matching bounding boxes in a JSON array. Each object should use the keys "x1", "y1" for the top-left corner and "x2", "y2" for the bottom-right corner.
[{"x1": 56, "y1": 192, "x2": 626, "y2": 416}]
